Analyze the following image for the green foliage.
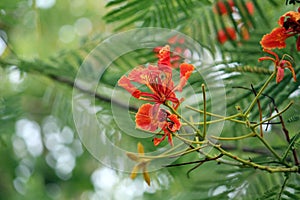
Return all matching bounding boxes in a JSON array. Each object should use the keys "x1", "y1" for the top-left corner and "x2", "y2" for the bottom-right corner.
[{"x1": 0, "y1": 0, "x2": 300, "y2": 199}]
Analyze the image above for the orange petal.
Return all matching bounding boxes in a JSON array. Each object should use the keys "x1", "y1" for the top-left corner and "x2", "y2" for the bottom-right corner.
[
  {"x1": 177, "y1": 63, "x2": 194, "y2": 91},
  {"x1": 241, "y1": 26, "x2": 250, "y2": 40},
  {"x1": 285, "y1": 63, "x2": 297, "y2": 82},
  {"x1": 260, "y1": 27, "x2": 288, "y2": 49},
  {"x1": 246, "y1": 2, "x2": 254, "y2": 15},
  {"x1": 153, "y1": 137, "x2": 164, "y2": 146},
  {"x1": 180, "y1": 63, "x2": 194, "y2": 78}
]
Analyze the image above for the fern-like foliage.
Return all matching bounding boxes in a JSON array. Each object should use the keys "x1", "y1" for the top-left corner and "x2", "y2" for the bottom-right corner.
[
  {"x1": 103, "y1": 0, "x2": 300, "y2": 117},
  {"x1": 104, "y1": 0, "x2": 279, "y2": 57}
]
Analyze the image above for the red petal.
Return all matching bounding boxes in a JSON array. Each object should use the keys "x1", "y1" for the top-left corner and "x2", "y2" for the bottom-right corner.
[
  {"x1": 167, "y1": 114, "x2": 181, "y2": 132},
  {"x1": 135, "y1": 104, "x2": 159, "y2": 131},
  {"x1": 213, "y1": 0, "x2": 234, "y2": 15},
  {"x1": 135, "y1": 104, "x2": 168, "y2": 132},
  {"x1": 276, "y1": 67, "x2": 285, "y2": 83},
  {"x1": 158, "y1": 45, "x2": 171, "y2": 68},
  {"x1": 260, "y1": 27, "x2": 288, "y2": 49},
  {"x1": 168, "y1": 35, "x2": 179, "y2": 44},
  {"x1": 153, "y1": 136, "x2": 166, "y2": 146},
  {"x1": 246, "y1": 2, "x2": 254, "y2": 15},
  {"x1": 217, "y1": 27, "x2": 236, "y2": 44},
  {"x1": 167, "y1": 133, "x2": 173, "y2": 146},
  {"x1": 127, "y1": 66, "x2": 149, "y2": 84},
  {"x1": 153, "y1": 46, "x2": 163, "y2": 53},
  {"x1": 177, "y1": 63, "x2": 194, "y2": 92},
  {"x1": 217, "y1": 29, "x2": 228, "y2": 44},
  {"x1": 118, "y1": 76, "x2": 141, "y2": 98}
]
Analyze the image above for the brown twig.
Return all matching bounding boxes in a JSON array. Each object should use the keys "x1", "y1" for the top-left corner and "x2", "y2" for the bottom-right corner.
[{"x1": 250, "y1": 84, "x2": 263, "y2": 137}]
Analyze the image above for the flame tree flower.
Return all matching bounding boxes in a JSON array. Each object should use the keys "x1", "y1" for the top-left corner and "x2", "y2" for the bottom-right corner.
[
  {"x1": 118, "y1": 45, "x2": 195, "y2": 109},
  {"x1": 135, "y1": 104, "x2": 181, "y2": 146},
  {"x1": 260, "y1": 8, "x2": 300, "y2": 51},
  {"x1": 213, "y1": 0, "x2": 254, "y2": 16},
  {"x1": 258, "y1": 49, "x2": 297, "y2": 83},
  {"x1": 153, "y1": 35, "x2": 190, "y2": 68}
]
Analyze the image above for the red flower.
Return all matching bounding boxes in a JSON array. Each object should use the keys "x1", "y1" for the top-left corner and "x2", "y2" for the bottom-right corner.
[
  {"x1": 118, "y1": 45, "x2": 194, "y2": 109},
  {"x1": 246, "y1": 2, "x2": 255, "y2": 15},
  {"x1": 135, "y1": 104, "x2": 167, "y2": 132},
  {"x1": 154, "y1": 36, "x2": 189, "y2": 68},
  {"x1": 258, "y1": 49, "x2": 297, "y2": 83},
  {"x1": 135, "y1": 104, "x2": 181, "y2": 146},
  {"x1": 157, "y1": 45, "x2": 171, "y2": 68},
  {"x1": 213, "y1": 0, "x2": 235, "y2": 15},
  {"x1": 260, "y1": 9, "x2": 300, "y2": 50},
  {"x1": 213, "y1": 1, "x2": 254, "y2": 16},
  {"x1": 217, "y1": 27, "x2": 237, "y2": 44}
]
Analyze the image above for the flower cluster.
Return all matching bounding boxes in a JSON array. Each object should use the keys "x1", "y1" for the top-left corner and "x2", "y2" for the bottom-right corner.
[
  {"x1": 259, "y1": 8, "x2": 298, "y2": 83},
  {"x1": 118, "y1": 45, "x2": 194, "y2": 146},
  {"x1": 214, "y1": 0, "x2": 254, "y2": 44},
  {"x1": 153, "y1": 35, "x2": 191, "y2": 68},
  {"x1": 260, "y1": 8, "x2": 300, "y2": 51},
  {"x1": 213, "y1": 0, "x2": 254, "y2": 16},
  {"x1": 258, "y1": 49, "x2": 296, "y2": 83},
  {"x1": 118, "y1": 44, "x2": 194, "y2": 185}
]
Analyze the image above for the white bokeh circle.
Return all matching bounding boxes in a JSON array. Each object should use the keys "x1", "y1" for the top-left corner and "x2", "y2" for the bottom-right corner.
[{"x1": 72, "y1": 28, "x2": 226, "y2": 173}]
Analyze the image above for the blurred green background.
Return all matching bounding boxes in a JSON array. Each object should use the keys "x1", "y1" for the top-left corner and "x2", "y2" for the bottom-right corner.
[{"x1": 0, "y1": 0, "x2": 300, "y2": 199}]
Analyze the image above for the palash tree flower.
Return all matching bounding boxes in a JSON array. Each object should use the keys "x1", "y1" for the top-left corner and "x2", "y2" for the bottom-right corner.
[
  {"x1": 258, "y1": 49, "x2": 297, "y2": 83},
  {"x1": 118, "y1": 45, "x2": 195, "y2": 109},
  {"x1": 126, "y1": 142, "x2": 151, "y2": 186},
  {"x1": 260, "y1": 8, "x2": 300, "y2": 50},
  {"x1": 135, "y1": 103, "x2": 181, "y2": 146}
]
